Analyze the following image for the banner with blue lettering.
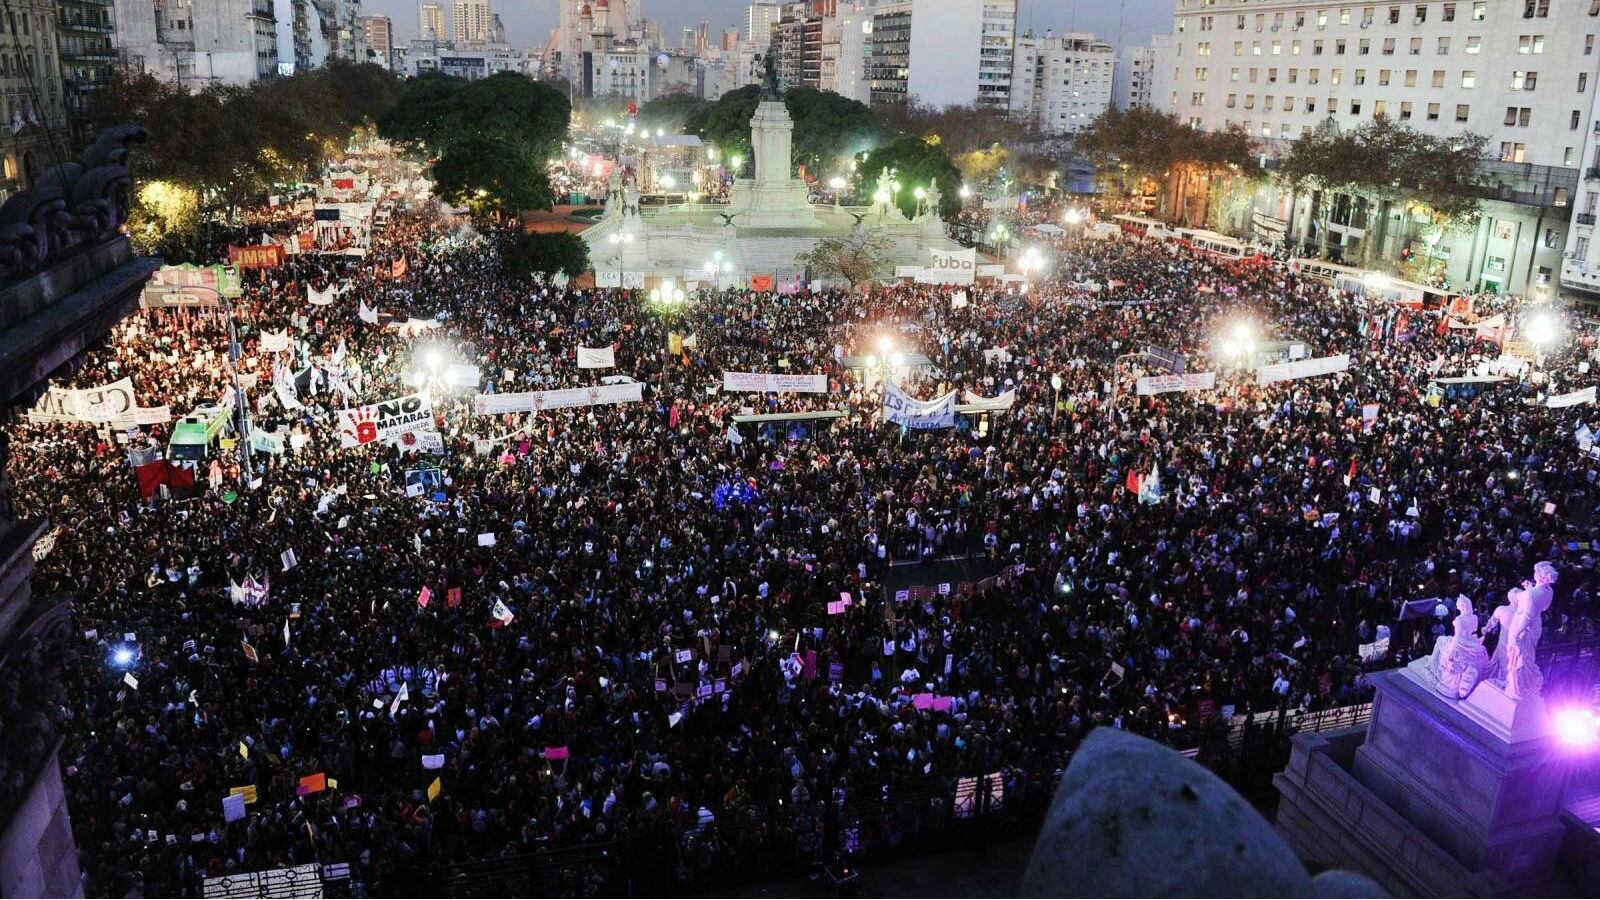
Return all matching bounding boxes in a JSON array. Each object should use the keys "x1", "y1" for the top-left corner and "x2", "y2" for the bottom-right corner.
[{"x1": 883, "y1": 383, "x2": 956, "y2": 430}]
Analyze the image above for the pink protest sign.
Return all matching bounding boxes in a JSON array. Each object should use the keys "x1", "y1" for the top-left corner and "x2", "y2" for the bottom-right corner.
[
  {"x1": 912, "y1": 693, "x2": 934, "y2": 710},
  {"x1": 544, "y1": 746, "x2": 569, "y2": 761}
]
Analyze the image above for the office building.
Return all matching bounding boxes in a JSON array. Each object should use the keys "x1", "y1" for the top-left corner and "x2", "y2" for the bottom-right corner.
[
  {"x1": 452, "y1": 0, "x2": 491, "y2": 43},
  {"x1": 361, "y1": 15, "x2": 393, "y2": 68},
  {"x1": 113, "y1": 0, "x2": 280, "y2": 86},
  {"x1": 1114, "y1": 42, "x2": 1156, "y2": 110},
  {"x1": 867, "y1": 0, "x2": 1016, "y2": 108},
  {"x1": 1010, "y1": 32, "x2": 1115, "y2": 134},
  {"x1": 419, "y1": 2, "x2": 446, "y2": 41}
]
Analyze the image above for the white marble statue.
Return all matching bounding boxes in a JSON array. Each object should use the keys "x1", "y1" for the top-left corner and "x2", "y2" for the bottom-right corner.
[
  {"x1": 1429, "y1": 595, "x2": 1490, "y2": 699},
  {"x1": 1484, "y1": 561, "x2": 1556, "y2": 701}
]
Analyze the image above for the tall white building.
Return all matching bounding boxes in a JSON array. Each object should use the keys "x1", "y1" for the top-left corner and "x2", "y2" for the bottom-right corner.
[
  {"x1": 825, "y1": 0, "x2": 872, "y2": 102},
  {"x1": 747, "y1": 3, "x2": 781, "y2": 47},
  {"x1": 1161, "y1": 0, "x2": 1589, "y2": 298},
  {"x1": 1114, "y1": 43, "x2": 1156, "y2": 110},
  {"x1": 1010, "y1": 32, "x2": 1115, "y2": 134},
  {"x1": 866, "y1": 0, "x2": 1016, "y2": 109},
  {"x1": 1148, "y1": 35, "x2": 1176, "y2": 113},
  {"x1": 419, "y1": 2, "x2": 446, "y2": 41},
  {"x1": 452, "y1": 0, "x2": 491, "y2": 43}
]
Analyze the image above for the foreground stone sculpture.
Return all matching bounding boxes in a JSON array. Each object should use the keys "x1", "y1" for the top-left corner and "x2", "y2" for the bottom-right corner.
[
  {"x1": 1023, "y1": 729, "x2": 1383, "y2": 897},
  {"x1": 0, "y1": 124, "x2": 145, "y2": 284},
  {"x1": 1429, "y1": 595, "x2": 1489, "y2": 699}
]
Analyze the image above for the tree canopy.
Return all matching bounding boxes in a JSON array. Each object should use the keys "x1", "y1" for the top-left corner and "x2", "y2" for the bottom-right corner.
[
  {"x1": 90, "y1": 62, "x2": 402, "y2": 233},
  {"x1": 689, "y1": 85, "x2": 884, "y2": 176},
  {"x1": 1078, "y1": 107, "x2": 1256, "y2": 196},
  {"x1": 380, "y1": 72, "x2": 571, "y2": 216},
  {"x1": 505, "y1": 231, "x2": 591, "y2": 280},
  {"x1": 636, "y1": 92, "x2": 710, "y2": 134},
  {"x1": 857, "y1": 135, "x2": 962, "y2": 219},
  {"x1": 1276, "y1": 115, "x2": 1487, "y2": 226}
]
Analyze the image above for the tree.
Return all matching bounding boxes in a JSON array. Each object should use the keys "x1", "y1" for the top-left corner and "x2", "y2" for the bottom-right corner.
[
  {"x1": 431, "y1": 135, "x2": 555, "y2": 218},
  {"x1": 1078, "y1": 108, "x2": 1255, "y2": 223},
  {"x1": 380, "y1": 71, "x2": 570, "y2": 215},
  {"x1": 637, "y1": 92, "x2": 709, "y2": 134},
  {"x1": 505, "y1": 231, "x2": 590, "y2": 279},
  {"x1": 798, "y1": 228, "x2": 892, "y2": 289},
  {"x1": 857, "y1": 135, "x2": 962, "y2": 219},
  {"x1": 1277, "y1": 115, "x2": 1486, "y2": 263}
]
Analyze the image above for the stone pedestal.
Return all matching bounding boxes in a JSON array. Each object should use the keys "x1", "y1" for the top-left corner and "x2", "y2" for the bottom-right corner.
[
  {"x1": 1351, "y1": 662, "x2": 1568, "y2": 889},
  {"x1": 1274, "y1": 660, "x2": 1575, "y2": 896},
  {"x1": 728, "y1": 100, "x2": 820, "y2": 229}
]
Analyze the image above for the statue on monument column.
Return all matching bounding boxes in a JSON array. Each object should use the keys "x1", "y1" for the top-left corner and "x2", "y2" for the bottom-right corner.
[
  {"x1": 1486, "y1": 561, "x2": 1557, "y2": 701},
  {"x1": 760, "y1": 51, "x2": 783, "y2": 101},
  {"x1": 1428, "y1": 595, "x2": 1489, "y2": 699}
]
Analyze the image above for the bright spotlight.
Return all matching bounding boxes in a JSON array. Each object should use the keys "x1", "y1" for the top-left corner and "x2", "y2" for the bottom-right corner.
[
  {"x1": 111, "y1": 646, "x2": 135, "y2": 668},
  {"x1": 1524, "y1": 310, "x2": 1560, "y2": 348},
  {"x1": 876, "y1": 335, "x2": 893, "y2": 354},
  {"x1": 1553, "y1": 707, "x2": 1600, "y2": 748}
]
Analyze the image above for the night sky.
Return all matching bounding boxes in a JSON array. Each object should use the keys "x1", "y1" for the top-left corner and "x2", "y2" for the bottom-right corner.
[{"x1": 367, "y1": 0, "x2": 1172, "y2": 51}]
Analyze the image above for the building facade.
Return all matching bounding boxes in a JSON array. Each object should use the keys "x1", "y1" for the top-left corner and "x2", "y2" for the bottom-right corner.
[
  {"x1": 113, "y1": 0, "x2": 280, "y2": 86},
  {"x1": 451, "y1": 0, "x2": 490, "y2": 43},
  {"x1": 1114, "y1": 42, "x2": 1156, "y2": 110},
  {"x1": 866, "y1": 0, "x2": 1016, "y2": 108},
  {"x1": 360, "y1": 14, "x2": 392, "y2": 68},
  {"x1": 746, "y1": 2, "x2": 780, "y2": 47},
  {"x1": 1161, "y1": 0, "x2": 1593, "y2": 299},
  {"x1": 0, "y1": 0, "x2": 70, "y2": 196},
  {"x1": 58, "y1": 0, "x2": 118, "y2": 144},
  {"x1": 1010, "y1": 31, "x2": 1115, "y2": 134},
  {"x1": 401, "y1": 38, "x2": 523, "y2": 79},
  {"x1": 419, "y1": 2, "x2": 445, "y2": 41}
]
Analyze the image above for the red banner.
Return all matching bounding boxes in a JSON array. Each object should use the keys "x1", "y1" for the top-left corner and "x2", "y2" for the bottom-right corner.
[
  {"x1": 332, "y1": 178, "x2": 355, "y2": 190},
  {"x1": 392, "y1": 256, "x2": 408, "y2": 279},
  {"x1": 750, "y1": 274, "x2": 774, "y2": 292},
  {"x1": 228, "y1": 244, "x2": 285, "y2": 269}
]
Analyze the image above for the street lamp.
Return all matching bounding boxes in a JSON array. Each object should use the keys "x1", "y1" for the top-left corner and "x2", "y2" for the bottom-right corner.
[
  {"x1": 661, "y1": 174, "x2": 677, "y2": 191},
  {"x1": 1063, "y1": 208, "x2": 1085, "y2": 226},
  {"x1": 829, "y1": 175, "x2": 846, "y2": 206},
  {"x1": 1524, "y1": 308, "x2": 1561, "y2": 367},
  {"x1": 959, "y1": 184, "x2": 972, "y2": 200},
  {"x1": 730, "y1": 155, "x2": 744, "y2": 174},
  {"x1": 913, "y1": 186, "x2": 927, "y2": 217},
  {"x1": 1050, "y1": 372, "x2": 1063, "y2": 423}
]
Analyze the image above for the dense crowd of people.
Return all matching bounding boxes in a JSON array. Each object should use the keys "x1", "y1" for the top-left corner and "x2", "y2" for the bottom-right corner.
[{"x1": 5, "y1": 195, "x2": 1598, "y2": 897}]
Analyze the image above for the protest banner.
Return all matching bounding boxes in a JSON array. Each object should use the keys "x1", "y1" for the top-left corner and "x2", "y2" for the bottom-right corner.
[
  {"x1": 882, "y1": 383, "x2": 956, "y2": 430},
  {"x1": 721, "y1": 372, "x2": 829, "y2": 393},
  {"x1": 473, "y1": 382, "x2": 643, "y2": 415},
  {"x1": 576, "y1": 346, "x2": 616, "y2": 369},
  {"x1": 1256, "y1": 353, "x2": 1351, "y2": 385},
  {"x1": 1135, "y1": 372, "x2": 1218, "y2": 396},
  {"x1": 336, "y1": 393, "x2": 434, "y2": 448}
]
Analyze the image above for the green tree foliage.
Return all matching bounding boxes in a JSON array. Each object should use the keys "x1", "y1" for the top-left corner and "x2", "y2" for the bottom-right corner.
[
  {"x1": 91, "y1": 62, "x2": 402, "y2": 223},
  {"x1": 636, "y1": 92, "x2": 709, "y2": 134},
  {"x1": 505, "y1": 231, "x2": 591, "y2": 279},
  {"x1": 1079, "y1": 107, "x2": 1255, "y2": 199},
  {"x1": 381, "y1": 72, "x2": 571, "y2": 215},
  {"x1": 690, "y1": 85, "x2": 885, "y2": 176},
  {"x1": 856, "y1": 135, "x2": 962, "y2": 219},
  {"x1": 797, "y1": 228, "x2": 892, "y2": 289},
  {"x1": 1277, "y1": 115, "x2": 1487, "y2": 226},
  {"x1": 873, "y1": 100, "x2": 1039, "y2": 158}
]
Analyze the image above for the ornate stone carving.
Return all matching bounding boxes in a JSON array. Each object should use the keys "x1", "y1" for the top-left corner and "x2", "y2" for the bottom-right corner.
[
  {"x1": 1488, "y1": 561, "x2": 1556, "y2": 701},
  {"x1": 0, "y1": 124, "x2": 146, "y2": 283}
]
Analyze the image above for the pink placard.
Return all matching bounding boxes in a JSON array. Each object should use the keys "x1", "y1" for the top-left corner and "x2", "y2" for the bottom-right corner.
[
  {"x1": 912, "y1": 693, "x2": 934, "y2": 710},
  {"x1": 544, "y1": 746, "x2": 569, "y2": 761}
]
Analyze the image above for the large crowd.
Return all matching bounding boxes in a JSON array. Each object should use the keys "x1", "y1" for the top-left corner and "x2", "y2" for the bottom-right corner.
[{"x1": 4, "y1": 196, "x2": 1599, "y2": 897}]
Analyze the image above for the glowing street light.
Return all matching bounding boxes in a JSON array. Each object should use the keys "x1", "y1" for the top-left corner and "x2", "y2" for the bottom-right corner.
[
  {"x1": 877, "y1": 335, "x2": 894, "y2": 354},
  {"x1": 1063, "y1": 208, "x2": 1085, "y2": 226},
  {"x1": 1524, "y1": 309, "x2": 1561, "y2": 349},
  {"x1": 661, "y1": 174, "x2": 677, "y2": 190},
  {"x1": 730, "y1": 155, "x2": 744, "y2": 172},
  {"x1": 959, "y1": 184, "x2": 972, "y2": 199}
]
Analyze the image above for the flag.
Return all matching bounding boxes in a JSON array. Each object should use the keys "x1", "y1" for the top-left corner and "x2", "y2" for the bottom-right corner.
[
  {"x1": 391, "y1": 256, "x2": 408, "y2": 279},
  {"x1": 358, "y1": 299, "x2": 380, "y2": 325},
  {"x1": 282, "y1": 618, "x2": 291, "y2": 648},
  {"x1": 135, "y1": 460, "x2": 196, "y2": 500},
  {"x1": 242, "y1": 640, "x2": 258, "y2": 663},
  {"x1": 417, "y1": 586, "x2": 432, "y2": 609},
  {"x1": 426, "y1": 777, "x2": 441, "y2": 801},
  {"x1": 390, "y1": 682, "x2": 409, "y2": 716},
  {"x1": 1124, "y1": 467, "x2": 1143, "y2": 495},
  {"x1": 1345, "y1": 457, "x2": 1358, "y2": 487},
  {"x1": 490, "y1": 599, "x2": 514, "y2": 627},
  {"x1": 1138, "y1": 461, "x2": 1161, "y2": 505}
]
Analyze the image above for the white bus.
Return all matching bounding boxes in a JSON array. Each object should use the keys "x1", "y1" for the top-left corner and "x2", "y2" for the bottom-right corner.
[
  {"x1": 1112, "y1": 214, "x2": 1174, "y2": 242},
  {"x1": 1174, "y1": 228, "x2": 1268, "y2": 266}
]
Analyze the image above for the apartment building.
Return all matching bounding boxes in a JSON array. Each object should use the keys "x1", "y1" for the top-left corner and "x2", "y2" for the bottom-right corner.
[{"x1": 1010, "y1": 31, "x2": 1116, "y2": 134}]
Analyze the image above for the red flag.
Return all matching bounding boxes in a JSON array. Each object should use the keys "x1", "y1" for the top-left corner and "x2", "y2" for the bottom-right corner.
[
  {"x1": 391, "y1": 256, "x2": 408, "y2": 279},
  {"x1": 446, "y1": 587, "x2": 462, "y2": 609},
  {"x1": 1347, "y1": 457, "x2": 1358, "y2": 484},
  {"x1": 417, "y1": 586, "x2": 433, "y2": 609},
  {"x1": 135, "y1": 461, "x2": 168, "y2": 499},
  {"x1": 1125, "y1": 468, "x2": 1143, "y2": 494},
  {"x1": 165, "y1": 461, "x2": 195, "y2": 494}
]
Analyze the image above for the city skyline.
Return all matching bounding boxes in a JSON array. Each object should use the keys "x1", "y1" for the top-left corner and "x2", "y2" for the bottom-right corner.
[{"x1": 367, "y1": 0, "x2": 1171, "y2": 50}]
